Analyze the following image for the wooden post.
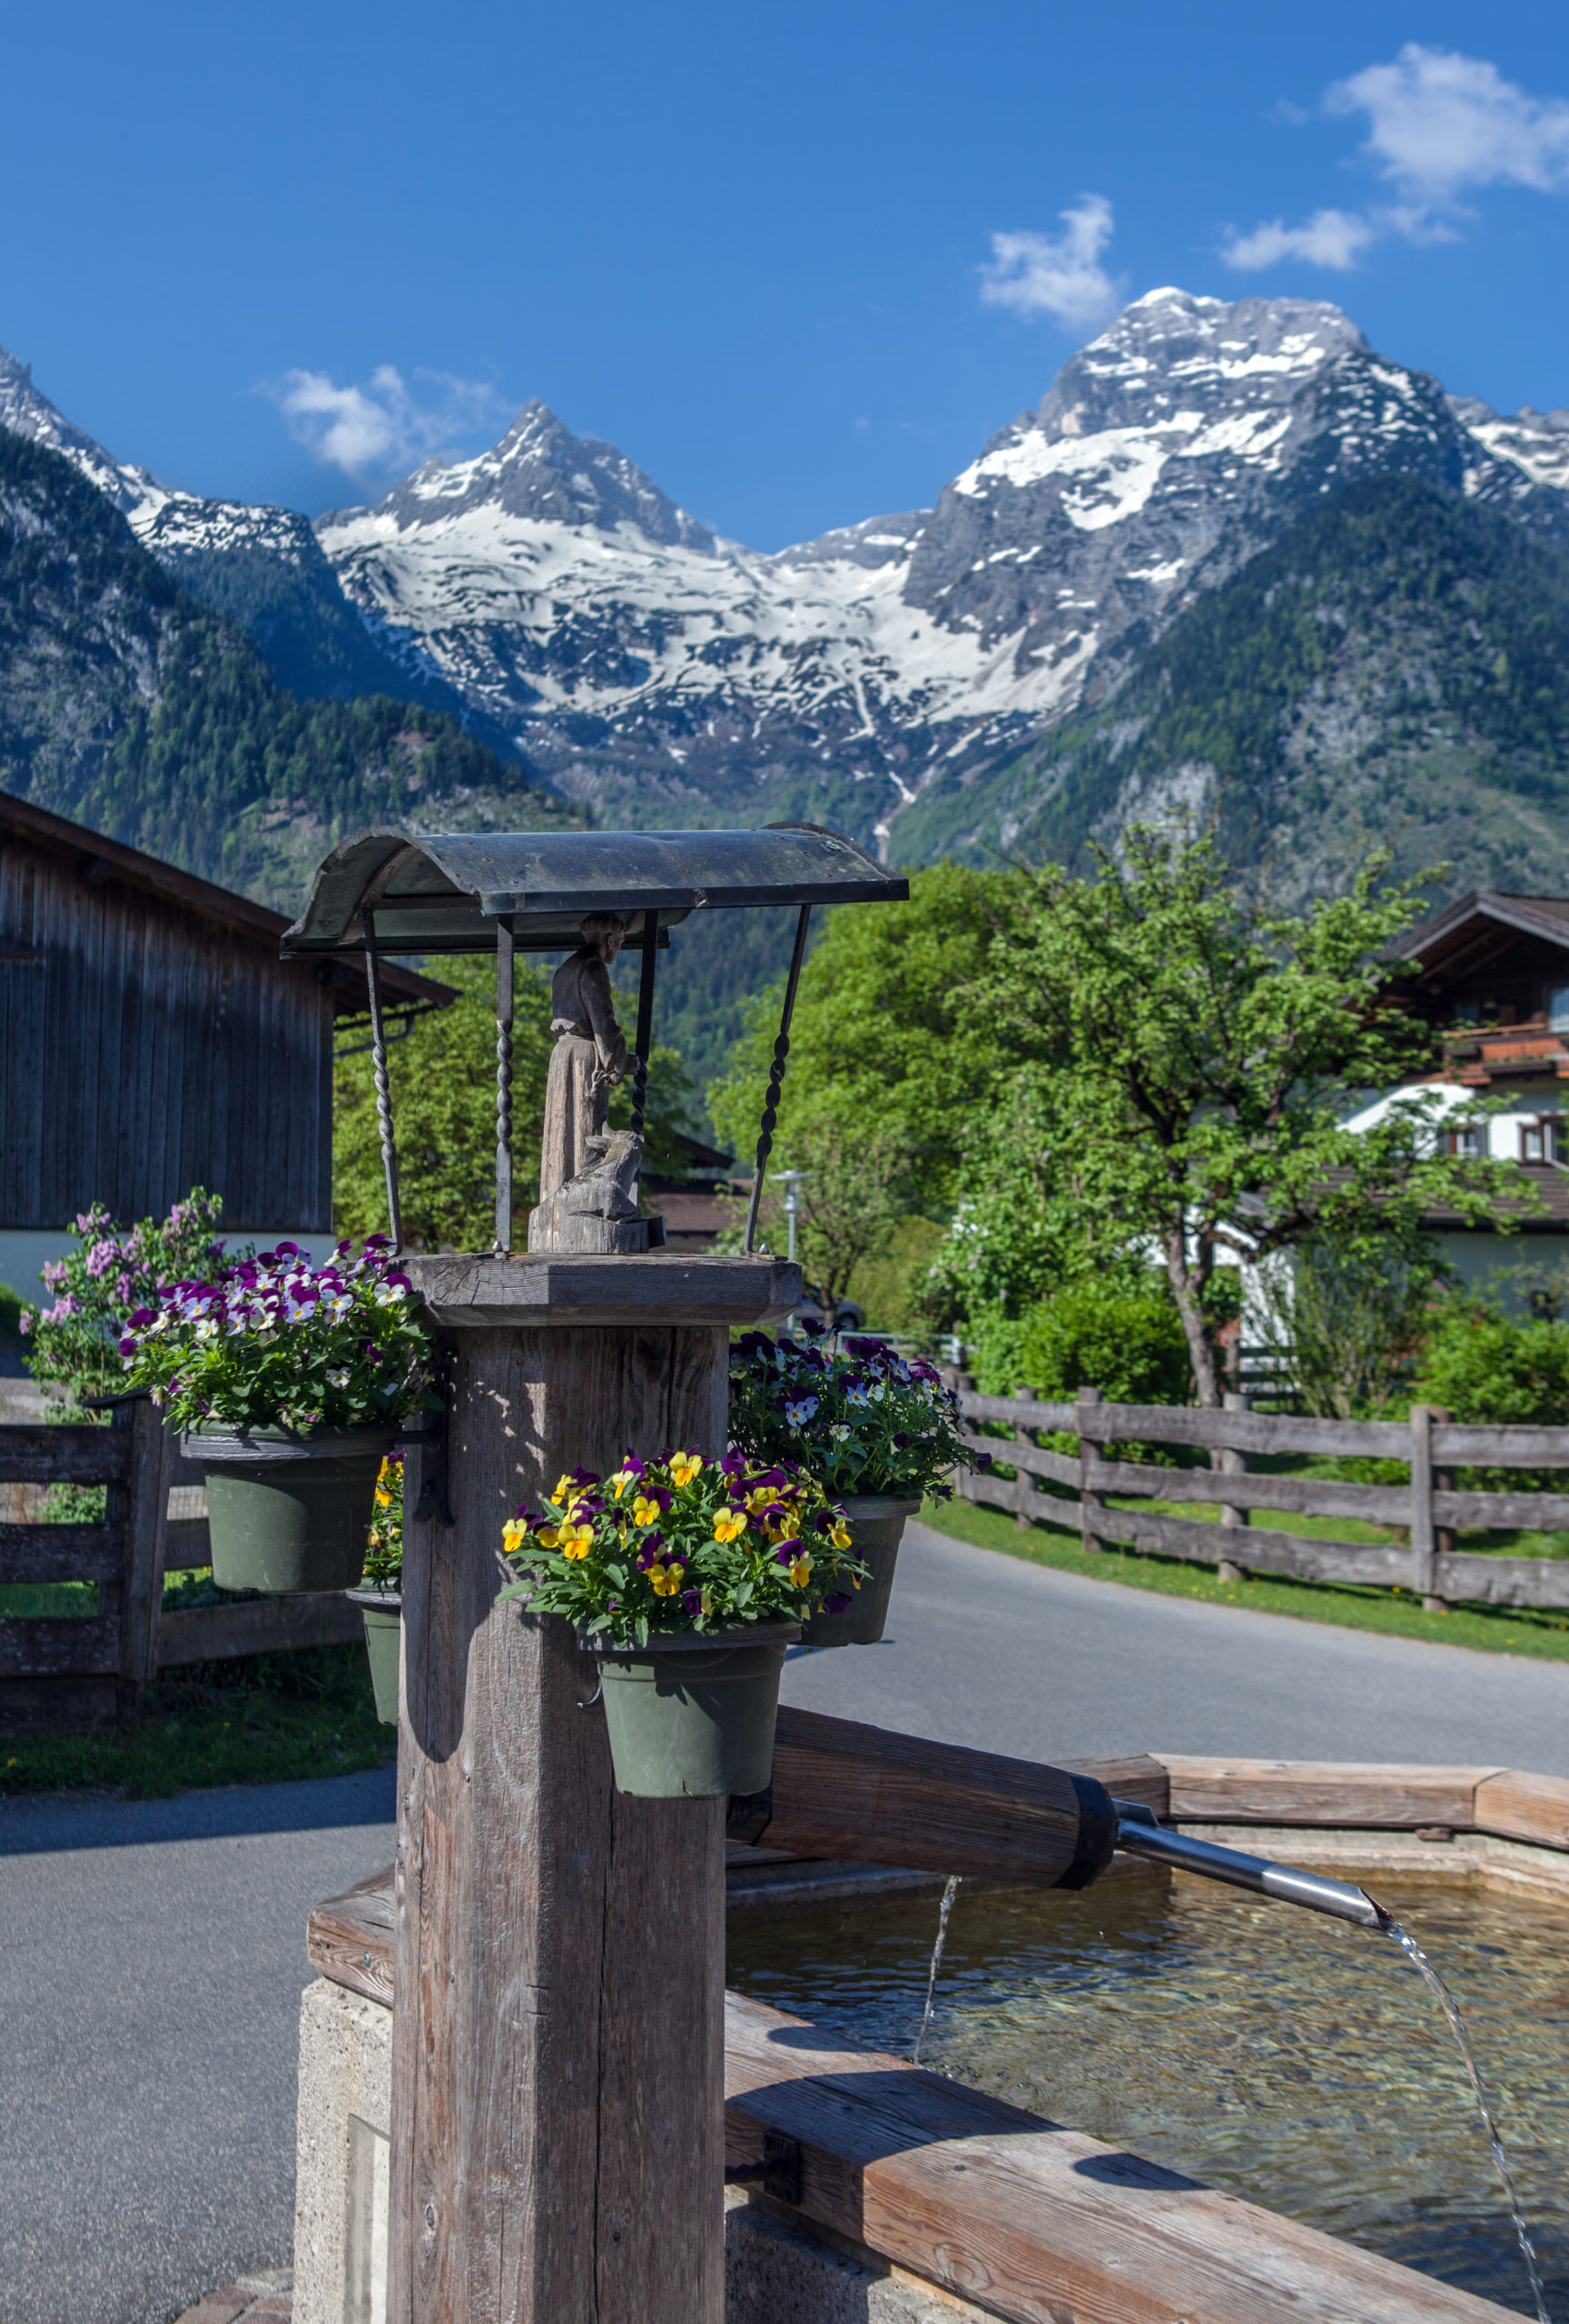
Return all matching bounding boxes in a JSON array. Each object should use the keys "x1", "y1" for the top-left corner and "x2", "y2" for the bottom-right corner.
[
  {"x1": 390, "y1": 1252, "x2": 795, "y2": 2324},
  {"x1": 1013, "y1": 1384, "x2": 1034, "y2": 1528},
  {"x1": 1411, "y1": 1402, "x2": 1454, "y2": 1613},
  {"x1": 113, "y1": 1394, "x2": 173, "y2": 1717},
  {"x1": 1215, "y1": 1389, "x2": 1250, "y2": 1584},
  {"x1": 1409, "y1": 1403, "x2": 1440, "y2": 1611},
  {"x1": 1077, "y1": 1386, "x2": 1104, "y2": 1553}
]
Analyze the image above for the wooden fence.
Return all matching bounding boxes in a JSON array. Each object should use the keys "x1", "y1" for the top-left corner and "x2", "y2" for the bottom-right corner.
[
  {"x1": 0, "y1": 1394, "x2": 360, "y2": 1730},
  {"x1": 955, "y1": 1386, "x2": 1569, "y2": 1611}
]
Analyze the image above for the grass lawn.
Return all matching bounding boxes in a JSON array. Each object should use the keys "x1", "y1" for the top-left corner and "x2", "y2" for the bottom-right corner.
[
  {"x1": 0, "y1": 1640, "x2": 397, "y2": 1799},
  {"x1": 920, "y1": 1492, "x2": 1569, "y2": 1663}
]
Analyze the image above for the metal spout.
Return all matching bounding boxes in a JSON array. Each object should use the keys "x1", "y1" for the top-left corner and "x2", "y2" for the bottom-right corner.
[{"x1": 1114, "y1": 1801, "x2": 1382, "y2": 1929}]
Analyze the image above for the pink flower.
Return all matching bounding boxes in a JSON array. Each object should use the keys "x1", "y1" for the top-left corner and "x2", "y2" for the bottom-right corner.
[{"x1": 18, "y1": 1311, "x2": 32, "y2": 1336}]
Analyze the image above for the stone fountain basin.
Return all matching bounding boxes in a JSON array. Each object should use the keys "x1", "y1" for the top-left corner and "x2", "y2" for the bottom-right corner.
[{"x1": 297, "y1": 1755, "x2": 1565, "y2": 2323}]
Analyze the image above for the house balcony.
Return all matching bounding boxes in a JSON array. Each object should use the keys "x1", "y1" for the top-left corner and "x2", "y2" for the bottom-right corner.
[{"x1": 1441, "y1": 1017, "x2": 1569, "y2": 1085}]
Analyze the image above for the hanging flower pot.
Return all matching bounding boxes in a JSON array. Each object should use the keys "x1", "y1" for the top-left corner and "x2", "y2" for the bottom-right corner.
[
  {"x1": 119, "y1": 1238, "x2": 431, "y2": 1597},
  {"x1": 499, "y1": 1447, "x2": 868, "y2": 1798},
  {"x1": 592, "y1": 1622, "x2": 797, "y2": 1797},
  {"x1": 188, "y1": 1424, "x2": 395, "y2": 1594},
  {"x1": 799, "y1": 1493, "x2": 921, "y2": 1649},
  {"x1": 347, "y1": 1587, "x2": 402, "y2": 1722}
]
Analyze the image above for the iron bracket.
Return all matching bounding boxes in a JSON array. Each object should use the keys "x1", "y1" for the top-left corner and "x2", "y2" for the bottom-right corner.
[{"x1": 724, "y1": 2130, "x2": 802, "y2": 2204}]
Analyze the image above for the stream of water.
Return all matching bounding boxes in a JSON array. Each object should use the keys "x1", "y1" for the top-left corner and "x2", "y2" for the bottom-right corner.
[
  {"x1": 913, "y1": 1876, "x2": 960, "y2": 2066},
  {"x1": 727, "y1": 1866, "x2": 1569, "y2": 2316}
]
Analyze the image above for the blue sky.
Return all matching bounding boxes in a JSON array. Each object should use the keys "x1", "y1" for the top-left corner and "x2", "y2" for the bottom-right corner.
[{"x1": 7, "y1": 2, "x2": 1569, "y2": 548}]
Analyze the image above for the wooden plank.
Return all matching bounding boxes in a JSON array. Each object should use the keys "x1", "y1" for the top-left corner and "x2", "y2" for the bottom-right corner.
[
  {"x1": 1081, "y1": 1455, "x2": 1409, "y2": 1525},
  {"x1": 1430, "y1": 1552, "x2": 1569, "y2": 1610},
  {"x1": 0, "y1": 1424, "x2": 131, "y2": 1485},
  {"x1": 390, "y1": 1315, "x2": 730, "y2": 2324},
  {"x1": 162, "y1": 1516, "x2": 212, "y2": 1570},
  {"x1": 0, "y1": 1523, "x2": 121, "y2": 1585},
  {"x1": 1057, "y1": 1753, "x2": 1169, "y2": 1817},
  {"x1": 1409, "y1": 1405, "x2": 1437, "y2": 1602},
  {"x1": 403, "y1": 1249, "x2": 799, "y2": 1328},
  {"x1": 156, "y1": 1593, "x2": 364, "y2": 1665},
  {"x1": 959, "y1": 1432, "x2": 1079, "y2": 1489},
  {"x1": 0, "y1": 1616, "x2": 120, "y2": 1677},
  {"x1": 1432, "y1": 1422, "x2": 1569, "y2": 1466},
  {"x1": 1474, "y1": 1770, "x2": 1569, "y2": 1850},
  {"x1": 960, "y1": 1392, "x2": 1079, "y2": 1431},
  {"x1": 723, "y1": 1991, "x2": 1504, "y2": 2324},
  {"x1": 1155, "y1": 1758, "x2": 1503, "y2": 1828},
  {"x1": 762, "y1": 1707, "x2": 1091, "y2": 1887},
  {"x1": 308, "y1": 1864, "x2": 396, "y2": 2005},
  {"x1": 1435, "y1": 1487, "x2": 1569, "y2": 1528},
  {"x1": 168, "y1": 1451, "x2": 208, "y2": 1490},
  {"x1": 1093, "y1": 1503, "x2": 1410, "y2": 1584},
  {"x1": 1074, "y1": 1403, "x2": 1411, "y2": 1458}
]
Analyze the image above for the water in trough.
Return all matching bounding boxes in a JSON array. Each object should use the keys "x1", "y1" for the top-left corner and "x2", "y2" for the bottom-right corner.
[{"x1": 726, "y1": 1867, "x2": 1569, "y2": 2317}]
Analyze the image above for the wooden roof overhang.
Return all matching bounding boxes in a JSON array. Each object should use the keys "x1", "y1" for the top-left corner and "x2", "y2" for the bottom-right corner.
[
  {"x1": 0, "y1": 791, "x2": 451, "y2": 1020},
  {"x1": 1384, "y1": 889, "x2": 1569, "y2": 990}
]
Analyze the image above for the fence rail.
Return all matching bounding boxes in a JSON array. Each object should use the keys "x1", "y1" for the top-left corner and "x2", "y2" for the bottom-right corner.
[
  {"x1": 0, "y1": 1399, "x2": 360, "y2": 1730},
  {"x1": 953, "y1": 1386, "x2": 1569, "y2": 1612}
]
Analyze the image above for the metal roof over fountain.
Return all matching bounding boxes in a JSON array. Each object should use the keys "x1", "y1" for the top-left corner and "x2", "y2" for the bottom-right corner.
[{"x1": 281, "y1": 822, "x2": 908, "y2": 1259}]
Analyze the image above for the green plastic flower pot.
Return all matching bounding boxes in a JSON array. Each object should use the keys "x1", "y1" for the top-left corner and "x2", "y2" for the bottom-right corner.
[
  {"x1": 348, "y1": 1588, "x2": 401, "y2": 1723},
  {"x1": 799, "y1": 1494, "x2": 921, "y2": 1649},
  {"x1": 593, "y1": 1623, "x2": 799, "y2": 1798},
  {"x1": 184, "y1": 1425, "x2": 394, "y2": 1594}
]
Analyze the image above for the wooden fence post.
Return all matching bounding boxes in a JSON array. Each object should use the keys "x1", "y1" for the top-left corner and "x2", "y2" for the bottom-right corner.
[
  {"x1": 1078, "y1": 1387, "x2": 1104, "y2": 1553},
  {"x1": 1216, "y1": 1389, "x2": 1250, "y2": 1584},
  {"x1": 1013, "y1": 1384, "x2": 1035, "y2": 1528},
  {"x1": 113, "y1": 1394, "x2": 173, "y2": 1716},
  {"x1": 1411, "y1": 1402, "x2": 1454, "y2": 1613},
  {"x1": 1409, "y1": 1403, "x2": 1438, "y2": 1610}
]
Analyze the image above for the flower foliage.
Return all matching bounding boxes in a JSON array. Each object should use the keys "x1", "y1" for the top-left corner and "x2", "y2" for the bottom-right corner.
[
  {"x1": 362, "y1": 1452, "x2": 405, "y2": 1589},
  {"x1": 21, "y1": 1190, "x2": 235, "y2": 1418},
  {"x1": 120, "y1": 1237, "x2": 431, "y2": 1434},
  {"x1": 498, "y1": 1449, "x2": 867, "y2": 1649},
  {"x1": 728, "y1": 1327, "x2": 972, "y2": 1499}
]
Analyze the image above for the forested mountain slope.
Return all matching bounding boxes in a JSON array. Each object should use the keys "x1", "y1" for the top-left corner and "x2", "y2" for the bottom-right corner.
[{"x1": 0, "y1": 428, "x2": 566, "y2": 910}]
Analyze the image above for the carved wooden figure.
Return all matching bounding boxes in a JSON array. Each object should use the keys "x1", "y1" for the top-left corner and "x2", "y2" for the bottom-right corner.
[{"x1": 539, "y1": 914, "x2": 631, "y2": 1201}]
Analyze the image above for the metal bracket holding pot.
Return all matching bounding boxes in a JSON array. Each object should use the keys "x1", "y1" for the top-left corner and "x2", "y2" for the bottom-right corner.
[
  {"x1": 724, "y1": 2130, "x2": 802, "y2": 2204},
  {"x1": 404, "y1": 1359, "x2": 455, "y2": 1529}
]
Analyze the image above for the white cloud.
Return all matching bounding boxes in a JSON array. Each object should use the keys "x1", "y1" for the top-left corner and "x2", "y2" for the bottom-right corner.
[
  {"x1": 271, "y1": 363, "x2": 505, "y2": 476},
  {"x1": 980, "y1": 195, "x2": 1123, "y2": 329},
  {"x1": 1223, "y1": 208, "x2": 1377, "y2": 271},
  {"x1": 1225, "y1": 45, "x2": 1569, "y2": 274},
  {"x1": 1331, "y1": 44, "x2": 1569, "y2": 202}
]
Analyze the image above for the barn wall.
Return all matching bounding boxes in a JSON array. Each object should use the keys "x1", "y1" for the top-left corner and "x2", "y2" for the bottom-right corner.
[{"x1": 0, "y1": 837, "x2": 336, "y2": 1230}]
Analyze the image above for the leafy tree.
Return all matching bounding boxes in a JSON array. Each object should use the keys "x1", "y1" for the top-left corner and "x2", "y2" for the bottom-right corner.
[
  {"x1": 957, "y1": 826, "x2": 1520, "y2": 1406},
  {"x1": 707, "y1": 862, "x2": 1012, "y2": 1216},
  {"x1": 333, "y1": 958, "x2": 696, "y2": 1250},
  {"x1": 741, "y1": 1126, "x2": 911, "y2": 1329},
  {"x1": 1412, "y1": 1300, "x2": 1569, "y2": 1490},
  {"x1": 1252, "y1": 1236, "x2": 1447, "y2": 1420}
]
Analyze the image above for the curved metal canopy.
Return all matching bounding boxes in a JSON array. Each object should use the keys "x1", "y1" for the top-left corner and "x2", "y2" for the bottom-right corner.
[{"x1": 281, "y1": 822, "x2": 907, "y2": 956}]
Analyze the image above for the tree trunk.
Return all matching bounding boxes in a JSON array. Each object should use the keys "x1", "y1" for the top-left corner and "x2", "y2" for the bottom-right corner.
[{"x1": 1165, "y1": 1228, "x2": 1220, "y2": 1408}]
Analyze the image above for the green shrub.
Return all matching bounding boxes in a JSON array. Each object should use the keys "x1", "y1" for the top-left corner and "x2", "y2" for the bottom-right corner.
[
  {"x1": 973, "y1": 1278, "x2": 1192, "y2": 1405},
  {"x1": 1413, "y1": 1302, "x2": 1569, "y2": 1490}
]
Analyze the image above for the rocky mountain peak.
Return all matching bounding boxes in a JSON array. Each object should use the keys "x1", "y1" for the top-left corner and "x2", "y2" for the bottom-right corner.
[
  {"x1": 323, "y1": 396, "x2": 716, "y2": 553},
  {"x1": 0, "y1": 344, "x2": 149, "y2": 514}
]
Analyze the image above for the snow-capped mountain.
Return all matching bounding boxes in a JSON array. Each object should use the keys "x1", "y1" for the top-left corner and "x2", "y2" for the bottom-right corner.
[
  {"x1": 8, "y1": 290, "x2": 1569, "y2": 856},
  {"x1": 311, "y1": 290, "x2": 1569, "y2": 837}
]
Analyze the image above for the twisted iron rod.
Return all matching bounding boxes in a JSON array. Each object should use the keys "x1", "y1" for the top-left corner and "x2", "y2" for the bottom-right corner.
[
  {"x1": 630, "y1": 921, "x2": 658, "y2": 1140},
  {"x1": 363, "y1": 910, "x2": 403, "y2": 1256}
]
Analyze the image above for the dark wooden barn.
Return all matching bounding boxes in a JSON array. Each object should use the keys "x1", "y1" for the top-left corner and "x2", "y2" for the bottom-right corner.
[{"x1": 0, "y1": 795, "x2": 449, "y2": 1237}]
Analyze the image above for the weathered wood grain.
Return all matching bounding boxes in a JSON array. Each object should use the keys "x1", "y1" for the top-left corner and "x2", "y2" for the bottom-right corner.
[
  {"x1": 1077, "y1": 1402, "x2": 1412, "y2": 1458},
  {"x1": 390, "y1": 1311, "x2": 732, "y2": 2324},
  {"x1": 1409, "y1": 1406, "x2": 1438, "y2": 1602},
  {"x1": 1057, "y1": 1752, "x2": 1169, "y2": 1817},
  {"x1": 1430, "y1": 1552, "x2": 1569, "y2": 1609},
  {"x1": 763, "y1": 1707, "x2": 1090, "y2": 1886},
  {"x1": 0, "y1": 1522, "x2": 121, "y2": 1585},
  {"x1": 1433, "y1": 1422, "x2": 1569, "y2": 1466},
  {"x1": 959, "y1": 1432, "x2": 1080, "y2": 1489},
  {"x1": 0, "y1": 1614, "x2": 121, "y2": 1677},
  {"x1": 403, "y1": 1249, "x2": 799, "y2": 1328},
  {"x1": 0, "y1": 1423, "x2": 131, "y2": 1486},
  {"x1": 723, "y1": 1990, "x2": 1505, "y2": 2324},
  {"x1": 1474, "y1": 1770, "x2": 1569, "y2": 1850},
  {"x1": 1435, "y1": 1488, "x2": 1569, "y2": 1528},
  {"x1": 1093, "y1": 1503, "x2": 1410, "y2": 1583},
  {"x1": 960, "y1": 1393, "x2": 1078, "y2": 1431},
  {"x1": 155, "y1": 1593, "x2": 363, "y2": 1665},
  {"x1": 308, "y1": 1864, "x2": 397, "y2": 2005},
  {"x1": 1081, "y1": 1456, "x2": 1411, "y2": 1524},
  {"x1": 1156, "y1": 1758, "x2": 1504, "y2": 1828}
]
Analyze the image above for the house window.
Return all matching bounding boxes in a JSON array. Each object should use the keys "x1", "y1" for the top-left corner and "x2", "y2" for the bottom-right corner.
[
  {"x1": 1551, "y1": 986, "x2": 1569, "y2": 1031},
  {"x1": 1447, "y1": 1124, "x2": 1485, "y2": 1158},
  {"x1": 1522, "y1": 1118, "x2": 1564, "y2": 1164}
]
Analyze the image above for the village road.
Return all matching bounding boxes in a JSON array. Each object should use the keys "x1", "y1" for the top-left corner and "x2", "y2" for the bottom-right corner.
[{"x1": 6, "y1": 1525, "x2": 1568, "y2": 2324}]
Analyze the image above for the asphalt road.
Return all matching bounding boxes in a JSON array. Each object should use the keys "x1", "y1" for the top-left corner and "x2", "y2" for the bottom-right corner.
[{"x1": 7, "y1": 1521, "x2": 1568, "y2": 2324}]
